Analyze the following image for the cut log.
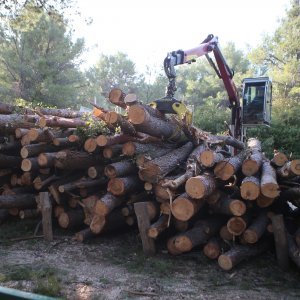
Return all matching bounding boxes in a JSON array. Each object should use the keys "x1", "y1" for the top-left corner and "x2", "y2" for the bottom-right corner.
[
  {"x1": 139, "y1": 142, "x2": 194, "y2": 183},
  {"x1": 58, "y1": 209, "x2": 85, "y2": 229},
  {"x1": 214, "y1": 151, "x2": 246, "y2": 181},
  {"x1": 242, "y1": 138, "x2": 263, "y2": 176},
  {"x1": 53, "y1": 137, "x2": 77, "y2": 148},
  {"x1": 167, "y1": 236, "x2": 182, "y2": 255},
  {"x1": 219, "y1": 225, "x2": 234, "y2": 241},
  {"x1": 0, "y1": 114, "x2": 39, "y2": 130},
  {"x1": 227, "y1": 215, "x2": 251, "y2": 236},
  {"x1": 188, "y1": 143, "x2": 207, "y2": 164},
  {"x1": 15, "y1": 128, "x2": 29, "y2": 139},
  {"x1": 185, "y1": 173, "x2": 216, "y2": 200},
  {"x1": 21, "y1": 157, "x2": 40, "y2": 172},
  {"x1": 240, "y1": 176, "x2": 260, "y2": 200},
  {"x1": 122, "y1": 142, "x2": 167, "y2": 157},
  {"x1": 218, "y1": 238, "x2": 271, "y2": 271},
  {"x1": 94, "y1": 193, "x2": 125, "y2": 216},
  {"x1": 209, "y1": 194, "x2": 246, "y2": 217},
  {"x1": 0, "y1": 194, "x2": 36, "y2": 209},
  {"x1": 261, "y1": 160, "x2": 280, "y2": 198},
  {"x1": 54, "y1": 150, "x2": 102, "y2": 170},
  {"x1": 20, "y1": 144, "x2": 59, "y2": 159},
  {"x1": 200, "y1": 150, "x2": 224, "y2": 168},
  {"x1": 256, "y1": 194, "x2": 275, "y2": 208},
  {"x1": 108, "y1": 88, "x2": 127, "y2": 109},
  {"x1": 147, "y1": 214, "x2": 169, "y2": 239},
  {"x1": 74, "y1": 228, "x2": 96, "y2": 242},
  {"x1": 107, "y1": 175, "x2": 142, "y2": 196},
  {"x1": 128, "y1": 104, "x2": 187, "y2": 142},
  {"x1": 152, "y1": 176, "x2": 178, "y2": 201},
  {"x1": 87, "y1": 165, "x2": 104, "y2": 179},
  {"x1": 20, "y1": 134, "x2": 31, "y2": 146},
  {"x1": 104, "y1": 161, "x2": 137, "y2": 179},
  {"x1": 277, "y1": 160, "x2": 300, "y2": 178},
  {"x1": 58, "y1": 177, "x2": 107, "y2": 193},
  {"x1": 84, "y1": 138, "x2": 99, "y2": 153},
  {"x1": 171, "y1": 193, "x2": 205, "y2": 221},
  {"x1": 103, "y1": 144, "x2": 123, "y2": 159},
  {"x1": 0, "y1": 140, "x2": 22, "y2": 153},
  {"x1": 271, "y1": 151, "x2": 288, "y2": 167},
  {"x1": 173, "y1": 219, "x2": 189, "y2": 232},
  {"x1": 96, "y1": 134, "x2": 136, "y2": 147},
  {"x1": 36, "y1": 107, "x2": 84, "y2": 118},
  {"x1": 203, "y1": 237, "x2": 229, "y2": 260},
  {"x1": 39, "y1": 116, "x2": 88, "y2": 128},
  {"x1": 174, "y1": 217, "x2": 226, "y2": 253},
  {"x1": 37, "y1": 152, "x2": 57, "y2": 168},
  {"x1": 105, "y1": 111, "x2": 136, "y2": 135}
]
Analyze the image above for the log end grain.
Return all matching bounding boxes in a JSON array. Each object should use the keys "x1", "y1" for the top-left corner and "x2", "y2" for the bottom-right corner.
[
  {"x1": 128, "y1": 105, "x2": 147, "y2": 125},
  {"x1": 96, "y1": 135, "x2": 108, "y2": 147},
  {"x1": 90, "y1": 215, "x2": 105, "y2": 234},
  {"x1": 241, "y1": 181, "x2": 260, "y2": 201},
  {"x1": 218, "y1": 254, "x2": 233, "y2": 271},
  {"x1": 185, "y1": 177, "x2": 206, "y2": 199},
  {"x1": 242, "y1": 160, "x2": 259, "y2": 176},
  {"x1": 122, "y1": 142, "x2": 135, "y2": 156},
  {"x1": 172, "y1": 196, "x2": 201, "y2": 221},
  {"x1": 261, "y1": 183, "x2": 280, "y2": 199},
  {"x1": 227, "y1": 217, "x2": 247, "y2": 236},
  {"x1": 214, "y1": 161, "x2": 235, "y2": 181},
  {"x1": 243, "y1": 229, "x2": 258, "y2": 244},
  {"x1": 167, "y1": 237, "x2": 182, "y2": 255},
  {"x1": 229, "y1": 199, "x2": 247, "y2": 217},
  {"x1": 58, "y1": 212, "x2": 70, "y2": 229},
  {"x1": 174, "y1": 235, "x2": 193, "y2": 253}
]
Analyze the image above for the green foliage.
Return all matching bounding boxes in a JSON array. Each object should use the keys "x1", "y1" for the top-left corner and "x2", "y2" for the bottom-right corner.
[{"x1": 0, "y1": 2, "x2": 86, "y2": 107}]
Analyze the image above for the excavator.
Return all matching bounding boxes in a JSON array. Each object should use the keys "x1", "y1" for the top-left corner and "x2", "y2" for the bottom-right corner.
[{"x1": 150, "y1": 34, "x2": 272, "y2": 142}]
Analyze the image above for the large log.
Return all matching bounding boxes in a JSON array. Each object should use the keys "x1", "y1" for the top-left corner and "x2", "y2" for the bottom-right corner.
[
  {"x1": 203, "y1": 237, "x2": 229, "y2": 260},
  {"x1": 214, "y1": 151, "x2": 246, "y2": 181},
  {"x1": 209, "y1": 194, "x2": 246, "y2": 217},
  {"x1": 147, "y1": 214, "x2": 170, "y2": 239},
  {"x1": 218, "y1": 238, "x2": 271, "y2": 271},
  {"x1": 122, "y1": 142, "x2": 168, "y2": 157},
  {"x1": 39, "y1": 116, "x2": 88, "y2": 128},
  {"x1": 96, "y1": 133, "x2": 136, "y2": 147},
  {"x1": 0, "y1": 114, "x2": 39, "y2": 131},
  {"x1": 37, "y1": 107, "x2": 85, "y2": 118},
  {"x1": 242, "y1": 138, "x2": 263, "y2": 176},
  {"x1": 0, "y1": 153, "x2": 22, "y2": 168},
  {"x1": 185, "y1": 173, "x2": 216, "y2": 200},
  {"x1": 260, "y1": 160, "x2": 280, "y2": 198},
  {"x1": 20, "y1": 144, "x2": 60, "y2": 159},
  {"x1": 87, "y1": 165, "x2": 104, "y2": 179},
  {"x1": 243, "y1": 212, "x2": 269, "y2": 244},
  {"x1": 174, "y1": 217, "x2": 226, "y2": 253},
  {"x1": 58, "y1": 209, "x2": 85, "y2": 229},
  {"x1": 0, "y1": 194, "x2": 36, "y2": 209},
  {"x1": 108, "y1": 88, "x2": 127, "y2": 109},
  {"x1": 37, "y1": 152, "x2": 57, "y2": 168},
  {"x1": 94, "y1": 193, "x2": 125, "y2": 216},
  {"x1": 240, "y1": 175, "x2": 260, "y2": 200},
  {"x1": 103, "y1": 144, "x2": 123, "y2": 159},
  {"x1": 139, "y1": 142, "x2": 194, "y2": 183},
  {"x1": 105, "y1": 111, "x2": 136, "y2": 135},
  {"x1": 54, "y1": 150, "x2": 102, "y2": 170},
  {"x1": 271, "y1": 151, "x2": 288, "y2": 167},
  {"x1": 128, "y1": 104, "x2": 187, "y2": 142},
  {"x1": 104, "y1": 160, "x2": 137, "y2": 179},
  {"x1": 277, "y1": 160, "x2": 300, "y2": 178},
  {"x1": 21, "y1": 158, "x2": 40, "y2": 172},
  {"x1": 171, "y1": 193, "x2": 205, "y2": 221},
  {"x1": 200, "y1": 150, "x2": 224, "y2": 168},
  {"x1": 227, "y1": 215, "x2": 251, "y2": 236},
  {"x1": 58, "y1": 177, "x2": 107, "y2": 193},
  {"x1": 107, "y1": 175, "x2": 142, "y2": 196}
]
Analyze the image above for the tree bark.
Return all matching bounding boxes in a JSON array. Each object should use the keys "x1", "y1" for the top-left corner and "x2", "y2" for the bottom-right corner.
[
  {"x1": 242, "y1": 138, "x2": 262, "y2": 176},
  {"x1": 58, "y1": 209, "x2": 85, "y2": 229},
  {"x1": 105, "y1": 111, "x2": 136, "y2": 135},
  {"x1": 39, "y1": 116, "x2": 88, "y2": 128},
  {"x1": 94, "y1": 193, "x2": 125, "y2": 216},
  {"x1": 108, "y1": 88, "x2": 127, "y2": 109},
  {"x1": 209, "y1": 194, "x2": 246, "y2": 216},
  {"x1": 20, "y1": 143, "x2": 59, "y2": 159},
  {"x1": 103, "y1": 144, "x2": 123, "y2": 159},
  {"x1": 147, "y1": 214, "x2": 169, "y2": 239},
  {"x1": 139, "y1": 142, "x2": 194, "y2": 183},
  {"x1": 277, "y1": 160, "x2": 300, "y2": 178},
  {"x1": 96, "y1": 133, "x2": 136, "y2": 147},
  {"x1": 185, "y1": 173, "x2": 216, "y2": 199},
  {"x1": 261, "y1": 160, "x2": 280, "y2": 198},
  {"x1": 107, "y1": 175, "x2": 142, "y2": 196},
  {"x1": 87, "y1": 165, "x2": 104, "y2": 179},
  {"x1": 203, "y1": 237, "x2": 230, "y2": 260},
  {"x1": 104, "y1": 160, "x2": 137, "y2": 178}
]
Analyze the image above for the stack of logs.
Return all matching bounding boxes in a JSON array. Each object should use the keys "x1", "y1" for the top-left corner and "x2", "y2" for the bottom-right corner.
[{"x1": 0, "y1": 90, "x2": 300, "y2": 271}]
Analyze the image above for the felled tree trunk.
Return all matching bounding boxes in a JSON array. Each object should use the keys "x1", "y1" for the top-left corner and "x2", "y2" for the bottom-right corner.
[
  {"x1": 94, "y1": 193, "x2": 125, "y2": 216},
  {"x1": 20, "y1": 144, "x2": 59, "y2": 159},
  {"x1": 147, "y1": 214, "x2": 169, "y2": 239},
  {"x1": 21, "y1": 158, "x2": 40, "y2": 172},
  {"x1": 277, "y1": 160, "x2": 300, "y2": 178},
  {"x1": 122, "y1": 142, "x2": 167, "y2": 157},
  {"x1": 58, "y1": 209, "x2": 85, "y2": 229},
  {"x1": 271, "y1": 151, "x2": 288, "y2": 167},
  {"x1": 39, "y1": 116, "x2": 88, "y2": 128},
  {"x1": 108, "y1": 88, "x2": 127, "y2": 109},
  {"x1": 74, "y1": 228, "x2": 96, "y2": 242},
  {"x1": 185, "y1": 173, "x2": 216, "y2": 199},
  {"x1": 105, "y1": 111, "x2": 136, "y2": 135},
  {"x1": 107, "y1": 175, "x2": 142, "y2": 196},
  {"x1": 172, "y1": 193, "x2": 205, "y2": 221},
  {"x1": 240, "y1": 175, "x2": 260, "y2": 201},
  {"x1": 242, "y1": 138, "x2": 262, "y2": 176},
  {"x1": 227, "y1": 215, "x2": 251, "y2": 236},
  {"x1": 15, "y1": 128, "x2": 29, "y2": 139},
  {"x1": 104, "y1": 160, "x2": 137, "y2": 179},
  {"x1": 203, "y1": 237, "x2": 230, "y2": 260},
  {"x1": 0, "y1": 114, "x2": 39, "y2": 130},
  {"x1": 128, "y1": 104, "x2": 187, "y2": 142},
  {"x1": 218, "y1": 238, "x2": 271, "y2": 270},
  {"x1": 87, "y1": 165, "x2": 104, "y2": 179},
  {"x1": 200, "y1": 150, "x2": 224, "y2": 168},
  {"x1": 103, "y1": 145, "x2": 123, "y2": 159},
  {"x1": 214, "y1": 151, "x2": 246, "y2": 181},
  {"x1": 260, "y1": 160, "x2": 280, "y2": 198},
  {"x1": 58, "y1": 177, "x2": 107, "y2": 193},
  {"x1": 242, "y1": 212, "x2": 269, "y2": 244},
  {"x1": 38, "y1": 152, "x2": 57, "y2": 168},
  {"x1": 37, "y1": 107, "x2": 84, "y2": 118},
  {"x1": 96, "y1": 134, "x2": 136, "y2": 147},
  {"x1": 139, "y1": 142, "x2": 194, "y2": 183}
]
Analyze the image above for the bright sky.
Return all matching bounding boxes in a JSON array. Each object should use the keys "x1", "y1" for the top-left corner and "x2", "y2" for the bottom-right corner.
[{"x1": 74, "y1": 0, "x2": 291, "y2": 73}]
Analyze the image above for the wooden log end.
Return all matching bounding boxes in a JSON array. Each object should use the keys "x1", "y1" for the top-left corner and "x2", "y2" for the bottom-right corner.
[
  {"x1": 227, "y1": 217, "x2": 247, "y2": 236},
  {"x1": 167, "y1": 237, "x2": 182, "y2": 255},
  {"x1": 218, "y1": 254, "x2": 233, "y2": 271},
  {"x1": 107, "y1": 178, "x2": 125, "y2": 196},
  {"x1": 122, "y1": 142, "x2": 135, "y2": 156},
  {"x1": 128, "y1": 105, "x2": 147, "y2": 125},
  {"x1": 58, "y1": 212, "x2": 69, "y2": 229},
  {"x1": 174, "y1": 235, "x2": 193, "y2": 253},
  {"x1": 104, "y1": 166, "x2": 117, "y2": 179},
  {"x1": 96, "y1": 135, "x2": 108, "y2": 147},
  {"x1": 261, "y1": 183, "x2": 280, "y2": 199},
  {"x1": 172, "y1": 197, "x2": 199, "y2": 222},
  {"x1": 291, "y1": 160, "x2": 300, "y2": 176},
  {"x1": 229, "y1": 199, "x2": 247, "y2": 216},
  {"x1": 84, "y1": 138, "x2": 97, "y2": 153},
  {"x1": 94, "y1": 201, "x2": 109, "y2": 216},
  {"x1": 243, "y1": 229, "x2": 258, "y2": 244},
  {"x1": 200, "y1": 150, "x2": 214, "y2": 168},
  {"x1": 214, "y1": 161, "x2": 235, "y2": 181},
  {"x1": 90, "y1": 215, "x2": 106, "y2": 234},
  {"x1": 242, "y1": 160, "x2": 259, "y2": 176},
  {"x1": 203, "y1": 242, "x2": 220, "y2": 260},
  {"x1": 241, "y1": 182, "x2": 260, "y2": 201}
]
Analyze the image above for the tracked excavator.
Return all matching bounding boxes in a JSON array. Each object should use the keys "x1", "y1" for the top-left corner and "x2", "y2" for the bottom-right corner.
[{"x1": 150, "y1": 34, "x2": 272, "y2": 142}]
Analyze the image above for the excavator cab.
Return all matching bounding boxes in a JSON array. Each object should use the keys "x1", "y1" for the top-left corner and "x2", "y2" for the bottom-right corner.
[{"x1": 242, "y1": 77, "x2": 272, "y2": 126}]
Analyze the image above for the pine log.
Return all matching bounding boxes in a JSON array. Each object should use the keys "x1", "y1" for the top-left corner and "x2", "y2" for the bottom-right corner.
[
  {"x1": 58, "y1": 177, "x2": 107, "y2": 193},
  {"x1": 36, "y1": 107, "x2": 84, "y2": 118},
  {"x1": 21, "y1": 158, "x2": 40, "y2": 172},
  {"x1": 256, "y1": 194, "x2": 275, "y2": 208},
  {"x1": 209, "y1": 194, "x2": 246, "y2": 217},
  {"x1": 167, "y1": 236, "x2": 182, "y2": 255},
  {"x1": 39, "y1": 116, "x2": 88, "y2": 128},
  {"x1": 203, "y1": 237, "x2": 230, "y2": 260},
  {"x1": 104, "y1": 161, "x2": 137, "y2": 179},
  {"x1": 242, "y1": 138, "x2": 263, "y2": 176},
  {"x1": 81, "y1": 195, "x2": 98, "y2": 225},
  {"x1": 261, "y1": 160, "x2": 280, "y2": 198},
  {"x1": 122, "y1": 142, "x2": 168, "y2": 157},
  {"x1": 58, "y1": 209, "x2": 85, "y2": 229},
  {"x1": 136, "y1": 147, "x2": 174, "y2": 167},
  {"x1": 128, "y1": 104, "x2": 187, "y2": 142},
  {"x1": 84, "y1": 138, "x2": 99, "y2": 153},
  {"x1": 271, "y1": 151, "x2": 288, "y2": 167},
  {"x1": 107, "y1": 175, "x2": 142, "y2": 196},
  {"x1": 15, "y1": 128, "x2": 29, "y2": 139},
  {"x1": 185, "y1": 173, "x2": 216, "y2": 200},
  {"x1": 147, "y1": 214, "x2": 169, "y2": 239},
  {"x1": 54, "y1": 150, "x2": 102, "y2": 170},
  {"x1": 219, "y1": 225, "x2": 234, "y2": 241},
  {"x1": 103, "y1": 144, "x2": 123, "y2": 159},
  {"x1": 0, "y1": 194, "x2": 36, "y2": 209},
  {"x1": 139, "y1": 142, "x2": 194, "y2": 183},
  {"x1": 171, "y1": 193, "x2": 205, "y2": 221},
  {"x1": 96, "y1": 134, "x2": 136, "y2": 147},
  {"x1": 20, "y1": 134, "x2": 31, "y2": 146},
  {"x1": 74, "y1": 228, "x2": 96, "y2": 242},
  {"x1": 174, "y1": 217, "x2": 226, "y2": 252},
  {"x1": 240, "y1": 176, "x2": 260, "y2": 200},
  {"x1": 218, "y1": 238, "x2": 271, "y2": 271},
  {"x1": 277, "y1": 160, "x2": 300, "y2": 178},
  {"x1": 227, "y1": 215, "x2": 251, "y2": 236},
  {"x1": 20, "y1": 144, "x2": 59, "y2": 159},
  {"x1": 37, "y1": 152, "x2": 57, "y2": 168},
  {"x1": 214, "y1": 151, "x2": 246, "y2": 181},
  {"x1": 0, "y1": 114, "x2": 39, "y2": 130},
  {"x1": 27, "y1": 128, "x2": 62, "y2": 143},
  {"x1": 243, "y1": 212, "x2": 269, "y2": 244},
  {"x1": 200, "y1": 150, "x2": 224, "y2": 168},
  {"x1": 188, "y1": 143, "x2": 207, "y2": 164},
  {"x1": 87, "y1": 165, "x2": 104, "y2": 179},
  {"x1": 94, "y1": 193, "x2": 125, "y2": 216},
  {"x1": 108, "y1": 88, "x2": 127, "y2": 109},
  {"x1": 105, "y1": 111, "x2": 136, "y2": 135},
  {"x1": 153, "y1": 176, "x2": 178, "y2": 201},
  {"x1": 53, "y1": 137, "x2": 78, "y2": 148}
]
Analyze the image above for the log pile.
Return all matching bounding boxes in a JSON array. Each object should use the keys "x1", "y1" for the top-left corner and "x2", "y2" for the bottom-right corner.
[{"x1": 1, "y1": 91, "x2": 300, "y2": 272}]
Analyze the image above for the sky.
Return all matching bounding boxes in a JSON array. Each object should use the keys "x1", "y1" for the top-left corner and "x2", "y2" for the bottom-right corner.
[{"x1": 74, "y1": 0, "x2": 291, "y2": 73}]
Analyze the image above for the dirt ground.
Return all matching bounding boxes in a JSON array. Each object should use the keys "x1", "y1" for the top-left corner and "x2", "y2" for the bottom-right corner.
[{"x1": 1, "y1": 219, "x2": 300, "y2": 300}]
